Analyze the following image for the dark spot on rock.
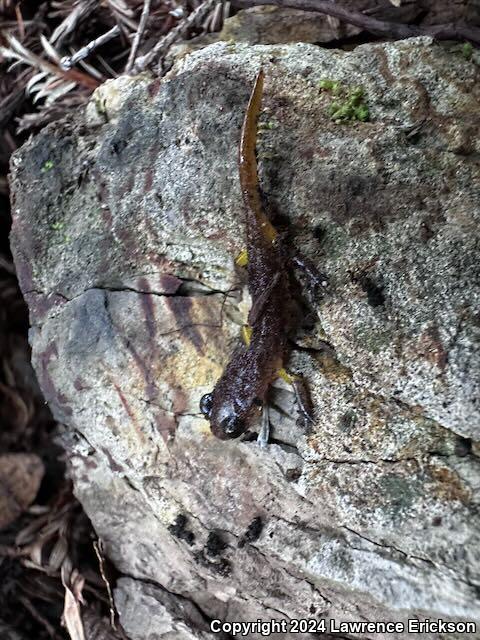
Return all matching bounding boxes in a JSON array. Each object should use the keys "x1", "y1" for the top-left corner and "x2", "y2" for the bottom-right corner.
[
  {"x1": 358, "y1": 275, "x2": 385, "y2": 308},
  {"x1": 238, "y1": 516, "x2": 263, "y2": 548},
  {"x1": 215, "y1": 558, "x2": 233, "y2": 577},
  {"x1": 270, "y1": 211, "x2": 291, "y2": 229},
  {"x1": 405, "y1": 129, "x2": 422, "y2": 146},
  {"x1": 205, "y1": 531, "x2": 228, "y2": 557},
  {"x1": 193, "y1": 550, "x2": 231, "y2": 577},
  {"x1": 110, "y1": 138, "x2": 127, "y2": 156},
  {"x1": 455, "y1": 437, "x2": 472, "y2": 457},
  {"x1": 339, "y1": 410, "x2": 357, "y2": 432},
  {"x1": 432, "y1": 516, "x2": 442, "y2": 527},
  {"x1": 309, "y1": 604, "x2": 316, "y2": 614},
  {"x1": 168, "y1": 514, "x2": 195, "y2": 545},
  {"x1": 420, "y1": 220, "x2": 434, "y2": 242},
  {"x1": 285, "y1": 467, "x2": 301, "y2": 482},
  {"x1": 313, "y1": 224, "x2": 326, "y2": 242}
]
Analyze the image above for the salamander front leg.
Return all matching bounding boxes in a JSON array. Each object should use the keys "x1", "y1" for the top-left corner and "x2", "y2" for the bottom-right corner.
[
  {"x1": 291, "y1": 375, "x2": 314, "y2": 430},
  {"x1": 291, "y1": 254, "x2": 328, "y2": 301},
  {"x1": 257, "y1": 404, "x2": 270, "y2": 448},
  {"x1": 278, "y1": 368, "x2": 314, "y2": 431}
]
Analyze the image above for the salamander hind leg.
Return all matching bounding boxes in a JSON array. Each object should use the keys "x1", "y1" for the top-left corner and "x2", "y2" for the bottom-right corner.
[
  {"x1": 277, "y1": 368, "x2": 314, "y2": 431},
  {"x1": 257, "y1": 404, "x2": 270, "y2": 448}
]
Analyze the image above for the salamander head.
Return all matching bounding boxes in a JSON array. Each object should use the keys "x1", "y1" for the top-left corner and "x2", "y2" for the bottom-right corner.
[{"x1": 200, "y1": 392, "x2": 259, "y2": 440}]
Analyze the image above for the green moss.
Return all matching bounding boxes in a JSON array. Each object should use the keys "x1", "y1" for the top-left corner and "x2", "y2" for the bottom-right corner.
[
  {"x1": 319, "y1": 79, "x2": 341, "y2": 94},
  {"x1": 320, "y1": 80, "x2": 370, "y2": 123},
  {"x1": 226, "y1": 39, "x2": 236, "y2": 53},
  {"x1": 50, "y1": 220, "x2": 70, "y2": 243},
  {"x1": 41, "y1": 159, "x2": 54, "y2": 172},
  {"x1": 462, "y1": 42, "x2": 473, "y2": 60}
]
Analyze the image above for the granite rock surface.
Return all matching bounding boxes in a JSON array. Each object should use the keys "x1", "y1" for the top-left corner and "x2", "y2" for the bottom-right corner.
[{"x1": 9, "y1": 37, "x2": 480, "y2": 639}]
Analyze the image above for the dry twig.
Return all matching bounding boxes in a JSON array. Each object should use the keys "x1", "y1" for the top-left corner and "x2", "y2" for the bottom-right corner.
[
  {"x1": 93, "y1": 539, "x2": 116, "y2": 629},
  {"x1": 1, "y1": 33, "x2": 100, "y2": 93},
  {"x1": 125, "y1": 0, "x2": 152, "y2": 72},
  {"x1": 49, "y1": 0, "x2": 98, "y2": 45},
  {"x1": 60, "y1": 25, "x2": 121, "y2": 70},
  {"x1": 133, "y1": 0, "x2": 221, "y2": 73}
]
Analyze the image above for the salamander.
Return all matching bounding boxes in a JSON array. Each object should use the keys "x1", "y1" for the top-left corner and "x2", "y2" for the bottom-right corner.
[{"x1": 200, "y1": 70, "x2": 312, "y2": 441}]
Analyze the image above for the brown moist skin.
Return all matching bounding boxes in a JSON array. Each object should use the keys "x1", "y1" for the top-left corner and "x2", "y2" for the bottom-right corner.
[{"x1": 201, "y1": 70, "x2": 291, "y2": 440}]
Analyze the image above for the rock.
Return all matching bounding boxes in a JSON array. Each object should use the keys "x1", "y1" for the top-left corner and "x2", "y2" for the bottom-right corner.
[
  {"x1": 114, "y1": 578, "x2": 222, "y2": 639},
  {"x1": 217, "y1": 5, "x2": 363, "y2": 45},
  {"x1": 214, "y1": 1, "x2": 480, "y2": 48},
  {"x1": 9, "y1": 38, "x2": 480, "y2": 638},
  {"x1": 215, "y1": 1, "x2": 480, "y2": 47},
  {"x1": 82, "y1": 604, "x2": 156, "y2": 640}
]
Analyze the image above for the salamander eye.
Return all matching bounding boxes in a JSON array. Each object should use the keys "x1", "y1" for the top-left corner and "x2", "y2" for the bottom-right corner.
[
  {"x1": 200, "y1": 393, "x2": 213, "y2": 419},
  {"x1": 220, "y1": 415, "x2": 246, "y2": 439}
]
